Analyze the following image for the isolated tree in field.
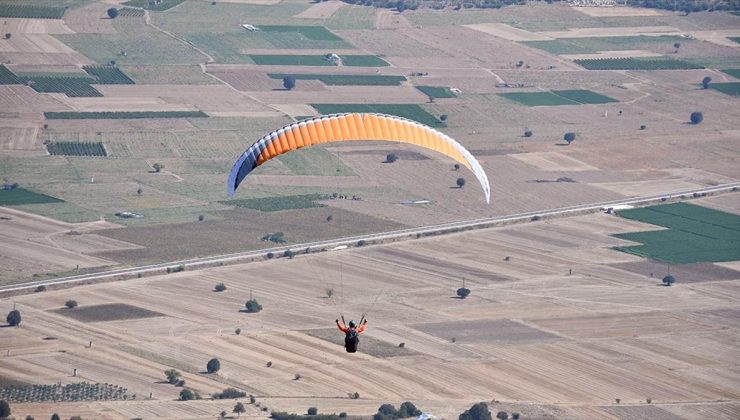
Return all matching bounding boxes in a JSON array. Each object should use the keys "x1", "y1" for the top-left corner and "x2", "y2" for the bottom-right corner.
[
  {"x1": 564, "y1": 132, "x2": 576, "y2": 144},
  {"x1": 459, "y1": 402, "x2": 491, "y2": 420},
  {"x1": 233, "y1": 402, "x2": 246, "y2": 417},
  {"x1": 245, "y1": 298, "x2": 262, "y2": 313},
  {"x1": 65, "y1": 300, "x2": 78, "y2": 309},
  {"x1": 179, "y1": 389, "x2": 196, "y2": 401},
  {"x1": 0, "y1": 400, "x2": 10, "y2": 419},
  {"x1": 107, "y1": 8, "x2": 118, "y2": 18},
  {"x1": 220, "y1": 411, "x2": 227, "y2": 419},
  {"x1": 511, "y1": 414, "x2": 520, "y2": 420},
  {"x1": 6, "y1": 309, "x2": 21, "y2": 327},
  {"x1": 456, "y1": 177, "x2": 466, "y2": 188},
  {"x1": 152, "y1": 162, "x2": 164, "y2": 173},
  {"x1": 673, "y1": 42, "x2": 681, "y2": 53},
  {"x1": 385, "y1": 152, "x2": 398, "y2": 163},
  {"x1": 439, "y1": 114, "x2": 448, "y2": 122},
  {"x1": 165, "y1": 369, "x2": 181, "y2": 384},
  {"x1": 496, "y1": 412, "x2": 508, "y2": 420},
  {"x1": 4, "y1": 33, "x2": 10, "y2": 40},
  {"x1": 457, "y1": 287, "x2": 471, "y2": 299},
  {"x1": 26, "y1": 415, "x2": 34, "y2": 420},
  {"x1": 399, "y1": 401, "x2": 422, "y2": 418},
  {"x1": 377, "y1": 404, "x2": 398, "y2": 419},
  {"x1": 453, "y1": 163, "x2": 460, "y2": 171},
  {"x1": 283, "y1": 76, "x2": 296, "y2": 90},
  {"x1": 524, "y1": 128, "x2": 533, "y2": 138},
  {"x1": 690, "y1": 111, "x2": 703, "y2": 125},
  {"x1": 662, "y1": 275, "x2": 675, "y2": 286},
  {"x1": 308, "y1": 407, "x2": 318, "y2": 415},
  {"x1": 214, "y1": 282, "x2": 226, "y2": 292},
  {"x1": 51, "y1": 414, "x2": 60, "y2": 420},
  {"x1": 137, "y1": 187, "x2": 143, "y2": 196},
  {"x1": 206, "y1": 358, "x2": 221, "y2": 373},
  {"x1": 702, "y1": 76, "x2": 712, "y2": 89},
  {"x1": 198, "y1": 214, "x2": 204, "y2": 221}
]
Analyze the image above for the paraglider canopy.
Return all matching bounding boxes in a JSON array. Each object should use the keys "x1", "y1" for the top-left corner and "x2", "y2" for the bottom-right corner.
[{"x1": 228, "y1": 113, "x2": 490, "y2": 203}]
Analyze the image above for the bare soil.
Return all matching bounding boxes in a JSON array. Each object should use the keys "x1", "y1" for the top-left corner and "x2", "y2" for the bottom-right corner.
[{"x1": 51, "y1": 303, "x2": 165, "y2": 323}]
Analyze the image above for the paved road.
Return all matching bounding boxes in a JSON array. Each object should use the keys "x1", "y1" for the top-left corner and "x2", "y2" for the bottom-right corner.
[{"x1": 2, "y1": 182, "x2": 738, "y2": 293}]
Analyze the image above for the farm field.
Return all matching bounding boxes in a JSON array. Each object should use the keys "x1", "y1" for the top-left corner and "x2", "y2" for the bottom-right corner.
[
  {"x1": 575, "y1": 57, "x2": 705, "y2": 70},
  {"x1": 268, "y1": 73, "x2": 406, "y2": 86},
  {"x1": 311, "y1": 104, "x2": 443, "y2": 127},
  {"x1": 709, "y1": 82, "x2": 740, "y2": 96}
]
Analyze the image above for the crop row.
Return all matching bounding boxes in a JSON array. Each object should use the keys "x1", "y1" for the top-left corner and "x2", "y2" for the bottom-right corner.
[
  {"x1": 117, "y1": 7, "x2": 145, "y2": 17},
  {"x1": 575, "y1": 58, "x2": 704, "y2": 70},
  {"x1": 44, "y1": 111, "x2": 208, "y2": 119},
  {"x1": 29, "y1": 77, "x2": 103, "y2": 97},
  {"x1": 0, "y1": 4, "x2": 66, "y2": 19},
  {"x1": 0, "y1": 65, "x2": 21, "y2": 85},
  {"x1": 0, "y1": 382, "x2": 128, "y2": 403},
  {"x1": 268, "y1": 73, "x2": 406, "y2": 86},
  {"x1": 83, "y1": 65, "x2": 136, "y2": 84},
  {"x1": 46, "y1": 141, "x2": 108, "y2": 157}
]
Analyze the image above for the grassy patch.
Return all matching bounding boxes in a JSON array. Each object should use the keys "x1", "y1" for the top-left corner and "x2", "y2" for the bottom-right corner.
[
  {"x1": 0, "y1": 4, "x2": 66, "y2": 19},
  {"x1": 721, "y1": 69, "x2": 740, "y2": 79},
  {"x1": 416, "y1": 86, "x2": 457, "y2": 98},
  {"x1": 82, "y1": 65, "x2": 135, "y2": 84},
  {"x1": 250, "y1": 55, "x2": 335, "y2": 66},
  {"x1": 0, "y1": 65, "x2": 21, "y2": 85},
  {"x1": 277, "y1": 147, "x2": 355, "y2": 176},
  {"x1": 575, "y1": 57, "x2": 704, "y2": 70},
  {"x1": 44, "y1": 111, "x2": 208, "y2": 119},
  {"x1": 0, "y1": 187, "x2": 63, "y2": 206},
  {"x1": 551, "y1": 89, "x2": 618, "y2": 104},
  {"x1": 312, "y1": 104, "x2": 444, "y2": 127},
  {"x1": 339, "y1": 55, "x2": 389, "y2": 67},
  {"x1": 730, "y1": 37, "x2": 740, "y2": 44},
  {"x1": 268, "y1": 73, "x2": 405, "y2": 86},
  {"x1": 223, "y1": 193, "x2": 329, "y2": 212},
  {"x1": 46, "y1": 142, "x2": 107, "y2": 157},
  {"x1": 258, "y1": 25, "x2": 343, "y2": 41},
  {"x1": 122, "y1": 0, "x2": 186, "y2": 11},
  {"x1": 708, "y1": 82, "x2": 740, "y2": 96},
  {"x1": 613, "y1": 203, "x2": 740, "y2": 264},
  {"x1": 121, "y1": 65, "x2": 217, "y2": 84},
  {"x1": 499, "y1": 91, "x2": 578, "y2": 106},
  {"x1": 29, "y1": 77, "x2": 102, "y2": 97},
  {"x1": 523, "y1": 35, "x2": 688, "y2": 55},
  {"x1": 52, "y1": 303, "x2": 163, "y2": 322}
]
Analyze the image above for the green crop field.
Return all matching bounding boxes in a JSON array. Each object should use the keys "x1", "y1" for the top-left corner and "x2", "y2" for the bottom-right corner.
[
  {"x1": 258, "y1": 25, "x2": 343, "y2": 41},
  {"x1": 575, "y1": 58, "x2": 704, "y2": 70},
  {"x1": 0, "y1": 187, "x2": 63, "y2": 206},
  {"x1": 83, "y1": 66, "x2": 135, "y2": 84},
  {"x1": 122, "y1": 0, "x2": 186, "y2": 11},
  {"x1": 44, "y1": 111, "x2": 208, "y2": 119},
  {"x1": 339, "y1": 55, "x2": 390, "y2": 67},
  {"x1": 730, "y1": 37, "x2": 740, "y2": 44},
  {"x1": 268, "y1": 73, "x2": 406, "y2": 86},
  {"x1": 117, "y1": 7, "x2": 145, "y2": 17},
  {"x1": 312, "y1": 104, "x2": 444, "y2": 128},
  {"x1": 709, "y1": 82, "x2": 740, "y2": 96},
  {"x1": 277, "y1": 147, "x2": 355, "y2": 177},
  {"x1": 722, "y1": 69, "x2": 740, "y2": 79},
  {"x1": 250, "y1": 55, "x2": 335, "y2": 66},
  {"x1": 29, "y1": 77, "x2": 102, "y2": 97},
  {"x1": 613, "y1": 203, "x2": 740, "y2": 264},
  {"x1": 223, "y1": 193, "x2": 329, "y2": 212},
  {"x1": 0, "y1": 65, "x2": 21, "y2": 85},
  {"x1": 551, "y1": 89, "x2": 618, "y2": 104},
  {"x1": 0, "y1": 4, "x2": 66, "y2": 19},
  {"x1": 416, "y1": 86, "x2": 457, "y2": 99},
  {"x1": 499, "y1": 91, "x2": 578, "y2": 106},
  {"x1": 46, "y1": 142, "x2": 108, "y2": 157},
  {"x1": 523, "y1": 35, "x2": 688, "y2": 55}
]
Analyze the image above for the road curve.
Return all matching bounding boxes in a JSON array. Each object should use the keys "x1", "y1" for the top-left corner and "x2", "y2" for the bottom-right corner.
[{"x1": 2, "y1": 182, "x2": 738, "y2": 294}]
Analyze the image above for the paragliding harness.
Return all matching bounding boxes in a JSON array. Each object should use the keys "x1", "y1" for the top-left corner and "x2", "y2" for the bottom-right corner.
[{"x1": 344, "y1": 327, "x2": 359, "y2": 353}]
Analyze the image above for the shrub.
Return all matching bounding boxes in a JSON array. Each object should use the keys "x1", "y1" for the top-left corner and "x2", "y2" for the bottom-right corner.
[
  {"x1": 137, "y1": 187, "x2": 143, "y2": 195},
  {"x1": 398, "y1": 342, "x2": 405, "y2": 348},
  {"x1": 531, "y1": 215, "x2": 541, "y2": 221},
  {"x1": 250, "y1": 394, "x2": 257, "y2": 403},
  {"x1": 459, "y1": 402, "x2": 492, "y2": 420},
  {"x1": 65, "y1": 300, "x2": 78, "y2": 309},
  {"x1": 245, "y1": 299, "x2": 262, "y2": 313},
  {"x1": 524, "y1": 128, "x2": 533, "y2": 137},
  {"x1": 213, "y1": 387, "x2": 246, "y2": 399},
  {"x1": 4, "y1": 33, "x2": 10, "y2": 40},
  {"x1": 177, "y1": 379, "x2": 185, "y2": 387},
  {"x1": 206, "y1": 358, "x2": 221, "y2": 373},
  {"x1": 378, "y1": 404, "x2": 398, "y2": 418},
  {"x1": 266, "y1": 361, "x2": 272, "y2": 367},
  {"x1": 6, "y1": 310, "x2": 21, "y2": 327},
  {"x1": 439, "y1": 114, "x2": 448, "y2": 121},
  {"x1": 34, "y1": 285, "x2": 47, "y2": 293},
  {"x1": 702, "y1": 76, "x2": 712, "y2": 89},
  {"x1": 457, "y1": 287, "x2": 471, "y2": 299},
  {"x1": 496, "y1": 412, "x2": 508, "y2": 420},
  {"x1": 564, "y1": 132, "x2": 576, "y2": 144},
  {"x1": 214, "y1": 283, "x2": 227, "y2": 292},
  {"x1": 294, "y1": 373, "x2": 301, "y2": 380},
  {"x1": 165, "y1": 369, "x2": 181, "y2": 384},
  {"x1": 283, "y1": 76, "x2": 296, "y2": 90},
  {"x1": 615, "y1": 398, "x2": 620, "y2": 404},
  {"x1": 325, "y1": 288, "x2": 334, "y2": 298},
  {"x1": 0, "y1": 400, "x2": 9, "y2": 419},
  {"x1": 235, "y1": 328, "x2": 241, "y2": 335},
  {"x1": 27, "y1": 415, "x2": 34, "y2": 420},
  {"x1": 663, "y1": 275, "x2": 675, "y2": 286},
  {"x1": 179, "y1": 389, "x2": 197, "y2": 401},
  {"x1": 152, "y1": 162, "x2": 164, "y2": 173},
  {"x1": 308, "y1": 407, "x2": 318, "y2": 416},
  {"x1": 52, "y1": 414, "x2": 60, "y2": 420},
  {"x1": 357, "y1": 240, "x2": 366, "y2": 247},
  {"x1": 339, "y1": 413, "x2": 347, "y2": 418},
  {"x1": 266, "y1": 252, "x2": 275, "y2": 259},
  {"x1": 326, "y1": 215, "x2": 333, "y2": 222},
  {"x1": 690, "y1": 111, "x2": 703, "y2": 124},
  {"x1": 640, "y1": 125, "x2": 646, "y2": 130},
  {"x1": 234, "y1": 402, "x2": 246, "y2": 417},
  {"x1": 284, "y1": 249, "x2": 295, "y2": 259},
  {"x1": 456, "y1": 177, "x2": 466, "y2": 188},
  {"x1": 511, "y1": 414, "x2": 520, "y2": 420},
  {"x1": 386, "y1": 153, "x2": 398, "y2": 163},
  {"x1": 198, "y1": 214, "x2": 204, "y2": 221},
  {"x1": 399, "y1": 402, "x2": 421, "y2": 418},
  {"x1": 646, "y1": 398, "x2": 652, "y2": 404},
  {"x1": 221, "y1": 411, "x2": 227, "y2": 419},
  {"x1": 351, "y1": 392, "x2": 360, "y2": 399},
  {"x1": 453, "y1": 163, "x2": 460, "y2": 171},
  {"x1": 107, "y1": 7, "x2": 118, "y2": 18}
]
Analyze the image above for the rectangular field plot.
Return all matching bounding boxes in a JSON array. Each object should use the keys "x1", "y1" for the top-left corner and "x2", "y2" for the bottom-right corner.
[
  {"x1": 268, "y1": 73, "x2": 406, "y2": 86},
  {"x1": 611, "y1": 260, "x2": 740, "y2": 284},
  {"x1": 551, "y1": 89, "x2": 618, "y2": 104},
  {"x1": 312, "y1": 104, "x2": 443, "y2": 127},
  {"x1": 575, "y1": 58, "x2": 704, "y2": 70},
  {"x1": 52, "y1": 303, "x2": 164, "y2": 323},
  {"x1": 499, "y1": 91, "x2": 579, "y2": 106},
  {"x1": 529, "y1": 312, "x2": 708, "y2": 339},
  {"x1": 250, "y1": 55, "x2": 335, "y2": 66},
  {"x1": 82, "y1": 66, "x2": 135, "y2": 84},
  {"x1": 709, "y1": 82, "x2": 740, "y2": 96},
  {"x1": 0, "y1": 65, "x2": 21, "y2": 85},
  {"x1": 523, "y1": 35, "x2": 688, "y2": 55},
  {"x1": 258, "y1": 25, "x2": 344, "y2": 41},
  {"x1": 613, "y1": 203, "x2": 740, "y2": 264},
  {"x1": 0, "y1": 4, "x2": 66, "y2": 19},
  {"x1": 43, "y1": 111, "x2": 208, "y2": 119},
  {"x1": 304, "y1": 328, "x2": 416, "y2": 358},
  {"x1": 416, "y1": 86, "x2": 457, "y2": 99},
  {"x1": 30, "y1": 77, "x2": 102, "y2": 97},
  {"x1": 339, "y1": 55, "x2": 390, "y2": 67},
  {"x1": 122, "y1": 0, "x2": 186, "y2": 11},
  {"x1": 413, "y1": 319, "x2": 560, "y2": 344},
  {"x1": 223, "y1": 193, "x2": 329, "y2": 212},
  {"x1": 46, "y1": 141, "x2": 107, "y2": 157},
  {"x1": 0, "y1": 187, "x2": 63, "y2": 205},
  {"x1": 722, "y1": 69, "x2": 740, "y2": 79}
]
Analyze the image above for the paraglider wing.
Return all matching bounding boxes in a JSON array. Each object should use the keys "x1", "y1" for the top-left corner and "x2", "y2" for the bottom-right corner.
[{"x1": 227, "y1": 113, "x2": 490, "y2": 203}]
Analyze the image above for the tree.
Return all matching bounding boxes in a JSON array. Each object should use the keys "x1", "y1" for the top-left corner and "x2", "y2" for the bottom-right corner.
[
  {"x1": 325, "y1": 288, "x2": 334, "y2": 298},
  {"x1": 459, "y1": 402, "x2": 492, "y2": 420},
  {"x1": 457, "y1": 287, "x2": 471, "y2": 299},
  {"x1": 245, "y1": 298, "x2": 262, "y2": 313},
  {"x1": 690, "y1": 111, "x2": 703, "y2": 125},
  {"x1": 511, "y1": 414, "x2": 520, "y2": 420},
  {"x1": 284, "y1": 249, "x2": 295, "y2": 259},
  {"x1": 453, "y1": 163, "x2": 460, "y2": 171},
  {"x1": 234, "y1": 402, "x2": 246, "y2": 417},
  {"x1": 206, "y1": 358, "x2": 221, "y2": 373},
  {"x1": 6, "y1": 310, "x2": 21, "y2": 327},
  {"x1": 152, "y1": 162, "x2": 164, "y2": 172},
  {"x1": 107, "y1": 8, "x2": 119, "y2": 18},
  {"x1": 179, "y1": 389, "x2": 196, "y2": 401},
  {"x1": 702, "y1": 76, "x2": 712, "y2": 89},
  {"x1": 308, "y1": 407, "x2": 318, "y2": 415},
  {"x1": 198, "y1": 214, "x2": 204, "y2": 221},
  {"x1": 326, "y1": 215, "x2": 333, "y2": 222},
  {"x1": 51, "y1": 415, "x2": 60, "y2": 420},
  {"x1": 524, "y1": 128, "x2": 533, "y2": 138},
  {"x1": 496, "y1": 412, "x2": 508, "y2": 420},
  {"x1": 27, "y1": 415, "x2": 35, "y2": 420},
  {"x1": 662, "y1": 275, "x2": 675, "y2": 286},
  {"x1": 439, "y1": 114, "x2": 448, "y2": 122},
  {"x1": 385, "y1": 153, "x2": 398, "y2": 163},
  {"x1": 214, "y1": 283, "x2": 227, "y2": 292},
  {"x1": 4, "y1": 33, "x2": 10, "y2": 40},
  {"x1": 456, "y1": 177, "x2": 466, "y2": 188},
  {"x1": 283, "y1": 76, "x2": 296, "y2": 90},
  {"x1": 213, "y1": 387, "x2": 246, "y2": 399},
  {"x1": 0, "y1": 400, "x2": 9, "y2": 419},
  {"x1": 221, "y1": 411, "x2": 227, "y2": 419},
  {"x1": 165, "y1": 369, "x2": 181, "y2": 384},
  {"x1": 399, "y1": 402, "x2": 421, "y2": 418},
  {"x1": 564, "y1": 132, "x2": 576, "y2": 144},
  {"x1": 640, "y1": 125, "x2": 647, "y2": 130},
  {"x1": 137, "y1": 187, "x2": 143, "y2": 196},
  {"x1": 34, "y1": 285, "x2": 46, "y2": 292},
  {"x1": 235, "y1": 328, "x2": 241, "y2": 335},
  {"x1": 65, "y1": 300, "x2": 78, "y2": 309},
  {"x1": 378, "y1": 404, "x2": 398, "y2": 418},
  {"x1": 673, "y1": 42, "x2": 681, "y2": 53}
]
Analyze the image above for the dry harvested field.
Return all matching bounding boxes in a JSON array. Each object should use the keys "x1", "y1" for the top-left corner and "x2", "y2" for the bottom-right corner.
[
  {"x1": 374, "y1": 9, "x2": 413, "y2": 29},
  {"x1": 464, "y1": 23, "x2": 554, "y2": 42},
  {"x1": 572, "y1": 6, "x2": 666, "y2": 17},
  {"x1": 2, "y1": 199, "x2": 739, "y2": 419},
  {"x1": 295, "y1": 1, "x2": 345, "y2": 19},
  {"x1": 0, "y1": 18, "x2": 74, "y2": 35},
  {"x1": 539, "y1": 26, "x2": 680, "y2": 39},
  {"x1": 250, "y1": 85, "x2": 428, "y2": 104}
]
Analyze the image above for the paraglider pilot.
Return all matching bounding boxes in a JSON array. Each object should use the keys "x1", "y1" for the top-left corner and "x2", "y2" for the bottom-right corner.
[{"x1": 336, "y1": 318, "x2": 368, "y2": 353}]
